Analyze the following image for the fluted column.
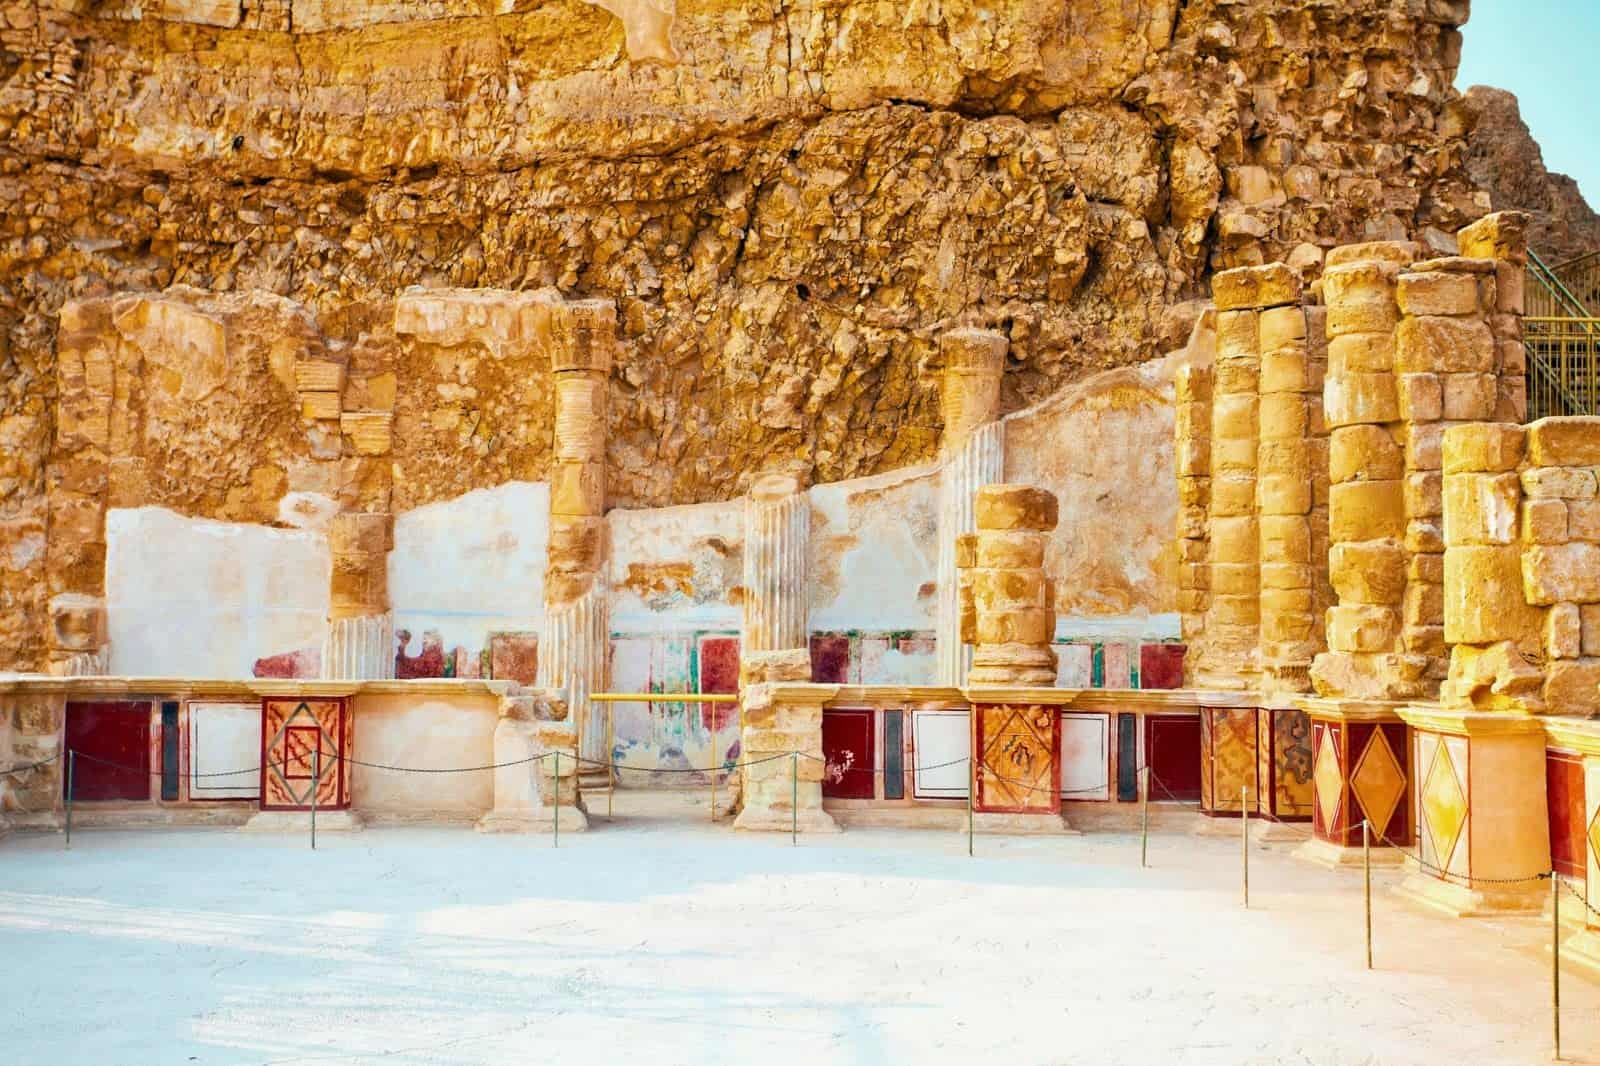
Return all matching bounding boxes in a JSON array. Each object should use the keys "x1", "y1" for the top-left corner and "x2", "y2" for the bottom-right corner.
[
  {"x1": 538, "y1": 299, "x2": 616, "y2": 766},
  {"x1": 741, "y1": 474, "x2": 810, "y2": 657},
  {"x1": 934, "y1": 328, "x2": 1007, "y2": 686},
  {"x1": 323, "y1": 513, "x2": 395, "y2": 679}
]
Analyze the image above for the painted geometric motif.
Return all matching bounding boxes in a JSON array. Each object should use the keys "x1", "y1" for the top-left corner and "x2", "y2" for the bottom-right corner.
[
  {"x1": 261, "y1": 698, "x2": 347, "y2": 811},
  {"x1": 1203, "y1": 708, "x2": 1257, "y2": 814},
  {"x1": 1313, "y1": 726, "x2": 1342, "y2": 834},
  {"x1": 1588, "y1": 804, "x2": 1600, "y2": 883},
  {"x1": 1351, "y1": 729, "x2": 1406, "y2": 842},
  {"x1": 1273, "y1": 710, "x2": 1314, "y2": 817},
  {"x1": 1420, "y1": 738, "x2": 1468, "y2": 874},
  {"x1": 976, "y1": 704, "x2": 1058, "y2": 814}
]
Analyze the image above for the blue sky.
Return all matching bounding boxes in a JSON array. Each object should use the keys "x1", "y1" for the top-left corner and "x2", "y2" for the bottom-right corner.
[{"x1": 1457, "y1": 2, "x2": 1600, "y2": 207}]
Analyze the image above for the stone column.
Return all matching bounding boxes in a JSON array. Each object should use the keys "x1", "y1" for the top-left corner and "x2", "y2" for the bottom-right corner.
[
  {"x1": 1394, "y1": 253, "x2": 1506, "y2": 689},
  {"x1": 934, "y1": 328, "x2": 1007, "y2": 686},
  {"x1": 1311, "y1": 242, "x2": 1429, "y2": 701},
  {"x1": 324, "y1": 512, "x2": 395, "y2": 679},
  {"x1": 476, "y1": 690, "x2": 588, "y2": 833},
  {"x1": 538, "y1": 299, "x2": 616, "y2": 770},
  {"x1": 1456, "y1": 212, "x2": 1530, "y2": 423},
  {"x1": 962, "y1": 484, "x2": 1058, "y2": 686},
  {"x1": 1175, "y1": 360, "x2": 1213, "y2": 657},
  {"x1": 741, "y1": 474, "x2": 810, "y2": 661}
]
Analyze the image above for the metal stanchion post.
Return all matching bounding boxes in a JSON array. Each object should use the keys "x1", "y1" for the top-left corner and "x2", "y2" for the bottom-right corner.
[
  {"x1": 310, "y1": 748, "x2": 319, "y2": 851},
  {"x1": 1553, "y1": 872, "x2": 1562, "y2": 1061},
  {"x1": 607, "y1": 705, "x2": 615, "y2": 821},
  {"x1": 967, "y1": 760, "x2": 975, "y2": 858},
  {"x1": 1241, "y1": 785, "x2": 1249, "y2": 909},
  {"x1": 1140, "y1": 766, "x2": 1150, "y2": 869},
  {"x1": 1363, "y1": 819, "x2": 1372, "y2": 970},
  {"x1": 790, "y1": 753, "x2": 798, "y2": 846},
  {"x1": 553, "y1": 751, "x2": 560, "y2": 849},
  {"x1": 65, "y1": 750, "x2": 74, "y2": 850},
  {"x1": 710, "y1": 738, "x2": 717, "y2": 825}
]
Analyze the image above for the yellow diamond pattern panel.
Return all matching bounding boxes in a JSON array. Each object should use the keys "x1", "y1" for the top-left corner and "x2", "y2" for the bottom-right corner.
[
  {"x1": 1313, "y1": 727, "x2": 1342, "y2": 831},
  {"x1": 1589, "y1": 806, "x2": 1600, "y2": 873},
  {"x1": 1421, "y1": 740, "x2": 1467, "y2": 872},
  {"x1": 1351, "y1": 729, "x2": 1405, "y2": 836}
]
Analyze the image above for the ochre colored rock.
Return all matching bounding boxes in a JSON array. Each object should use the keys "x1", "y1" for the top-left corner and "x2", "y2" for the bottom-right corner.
[
  {"x1": 1442, "y1": 472, "x2": 1519, "y2": 546},
  {"x1": 1526, "y1": 417, "x2": 1600, "y2": 467},
  {"x1": 1329, "y1": 481, "x2": 1405, "y2": 543},
  {"x1": 1396, "y1": 271, "x2": 1482, "y2": 317},
  {"x1": 1441, "y1": 423, "x2": 1526, "y2": 474},
  {"x1": 1329, "y1": 541, "x2": 1406, "y2": 605},
  {"x1": 1445, "y1": 545, "x2": 1541, "y2": 645},
  {"x1": 1522, "y1": 543, "x2": 1600, "y2": 605},
  {"x1": 1329, "y1": 425, "x2": 1403, "y2": 483},
  {"x1": 975, "y1": 485, "x2": 1059, "y2": 533}
]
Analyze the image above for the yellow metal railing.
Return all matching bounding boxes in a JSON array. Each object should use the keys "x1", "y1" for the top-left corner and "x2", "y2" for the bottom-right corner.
[{"x1": 1526, "y1": 316, "x2": 1600, "y2": 420}]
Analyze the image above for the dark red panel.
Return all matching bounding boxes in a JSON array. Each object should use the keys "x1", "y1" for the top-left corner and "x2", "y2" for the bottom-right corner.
[
  {"x1": 395, "y1": 629, "x2": 447, "y2": 678},
  {"x1": 65, "y1": 701, "x2": 150, "y2": 802},
  {"x1": 1548, "y1": 750, "x2": 1587, "y2": 879},
  {"x1": 822, "y1": 708, "x2": 875, "y2": 800},
  {"x1": 1145, "y1": 714, "x2": 1201, "y2": 802},
  {"x1": 810, "y1": 634, "x2": 850, "y2": 684},
  {"x1": 698, "y1": 636, "x2": 741, "y2": 730},
  {"x1": 1139, "y1": 644, "x2": 1186, "y2": 689}
]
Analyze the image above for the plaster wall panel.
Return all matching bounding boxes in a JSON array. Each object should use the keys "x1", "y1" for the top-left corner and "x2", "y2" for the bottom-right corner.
[
  {"x1": 608, "y1": 499, "x2": 743, "y2": 634},
  {"x1": 1060, "y1": 712, "x2": 1110, "y2": 801},
  {"x1": 106, "y1": 507, "x2": 329, "y2": 677},
  {"x1": 912, "y1": 709, "x2": 969, "y2": 799},
  {"x1": 65, "y1": 701, "x2": 150, "y2": 802},
  {"x1": 1146, "y1": 714, "x2": 1202, "y2": 802},
  {"x1": 808, "y1": 464, "x2": 939, "y2": 633},
  {"x1": 1003, "y1": 360, "x2": 1177, "y2": 621},
  {"x1": 188, "y1": 701, "x2": 260, "y2": 799},
  {"x1": 390, "y1": 481, "x2": 548, "y2": 662},
  {"x1": 822, "y1": 708, "x2": 876, "y2": 799},
  {"x1": 351, "y1": 691, "x2": 497, "y2": 815},
  {"x1": 1055, "y1": 642, "x2": 1093, "y2": 687},
  {"x1": 1547, "y1": 751, "x2": 1587, "y2": 879}
]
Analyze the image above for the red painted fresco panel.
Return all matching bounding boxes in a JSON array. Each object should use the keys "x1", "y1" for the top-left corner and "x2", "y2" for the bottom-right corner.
[
  {"x1": 1139, "y1": 644, "x2": 1186, "y2": 689},
  {"x1": 1146, "y1": 715, "x2": 1201, "y2": 803},
  {"x1": 261, "y1": 697, "x2": 348, "y2": 810},
  {"x1": 1548, "y1": 750, "x2": 1587, "y2": 879},
  {"x1": 810, "y1": 634, "x2": 851, "y2": 684},
  {"x1": 698, "y1": 636, "x2": 740, "y2": 731},
  {"x1": 65, "y1": 701, "x2": 150, "y2": 802},
  {"x1": 822, "y1": 708, "x2": 875, "y2": 799}
]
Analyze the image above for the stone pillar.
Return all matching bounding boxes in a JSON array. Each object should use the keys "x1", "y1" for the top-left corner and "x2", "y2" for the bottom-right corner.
[
  {"x1": 476, "y1": 690, "x2": 588, "y2": 832},
  {"x1": 538, "y1": 299, "x2": 616, "y2": 770},
  {"x1": 1293, "y1": 698, "x2": 1412, "y2": 868},
  {"x1": 962, "y1": 484, "x2": 1058, "y2": 686},
  {"x1": 323, "y1": 512, "x2": 395, "y2": 679},
  {"x1": 1456, "y1": 212, "x2": 1530, "y2": 423},
  {"x1": 1175, "y1": 359, "x2": 1213, "y2": 658},
  {"x1": 934, "y1": 328, "x2": 1007, "y2": 686},
  {"x1": 733, "y1": 682, "x2": 839, "y2": 833},
  {"x1": 1311, "y1": 242, "x2": 1430, "y2": 701},
  {"x1": 1396, "y1": 256, "x2": 1508, "y2": 691},
  {"x1": 741, "y1": 474, "x2": 810, "y2": 660}
]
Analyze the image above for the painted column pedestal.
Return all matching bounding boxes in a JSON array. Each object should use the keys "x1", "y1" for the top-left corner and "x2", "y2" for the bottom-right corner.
[
  {"x1": 1392, "y1": 707, "x2": 1550, "y2": 917},
  {"x1": 241, "y1": 690, "x2": 365, "y2": 832},
  {"x1": 1292, "y1": 699, "x2": 1411, "y2": 868},
  {"x1": 1196, "y1": 701, "x2": 1315, "y2": 838},
  {"x1": 476, "y1": 692, "x2": 588, "y2": 833},
  {"x1": 964, "y1": 688, "x2": 1078, "y2": 833},
  {"x1": 734, "y1": 683, "x2": 839, "y2": 833},
  {"x1": 1541, "y1": 719, "x2": 1600, "y2": 976}
]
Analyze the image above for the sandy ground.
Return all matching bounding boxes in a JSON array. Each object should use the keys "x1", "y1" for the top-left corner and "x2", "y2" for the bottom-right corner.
[{"x1": 1, "y1": 794, "x2": 1596, "y2": 1066}]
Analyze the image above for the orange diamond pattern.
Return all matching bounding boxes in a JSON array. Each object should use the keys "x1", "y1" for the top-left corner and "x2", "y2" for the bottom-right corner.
[
  {"x1": 1351, "y1": 730, "x2": 1405, "y2": 836},
  {"x1": 1313, "y1": 728, "x2": 1342, "y2": 831},
  {"x1": 1588, "y1": 806, "x2": 1600, "y2": 872},
  {"x1": 1421, "y1": 741, "x2": 1467, "y2": 870}
]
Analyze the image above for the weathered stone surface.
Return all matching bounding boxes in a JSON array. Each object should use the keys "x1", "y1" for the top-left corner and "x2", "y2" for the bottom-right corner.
[
  {"x1": 1329, "y1": 481, "x2": 1405, "y2": 543},
  {"x1": 1394, "y1": 317, "x2": 1495, "y2": 374},
  {"x1": 1521, "y1": 467, "x2": 1599, "y2": 500},
  {"x1": 1329, "y1": 425, "x2": 1403, "y2": 483},
  {"x1": 1442, "y1": 472, "x2": 1519, "y2": 546},
  {"x1": 1545, "y1": 602, "x2": 1582, "y2": 660},
  {"x1": 1213, "y1": 264, "x2": 1300, "y2": 312},
  {"x1": 1445, "y1": 545, "x2": 1541, "y2": 645},
  {"x1": 1544, "y1": 660, "x2": 1600, "y2": 716},
  {"x1": 1522, "y1": 544, "x2": 1600, "y2": 605},
  {"x1": 1329, "y1": 541, "x2": 1406, "y2": 605},
  {"x1": 975, "y1": 485, "x2": 1059, "y2": 533},
  {"x1": 1441, "y1": 423, "x2": 1526, "y2": 474},
  {"x1": 1396, "y1": 272, "x2": 1482, "y2": 318},
  {"x1": 1526, "y1": 417, "x2": 1600, "y2": 468}
]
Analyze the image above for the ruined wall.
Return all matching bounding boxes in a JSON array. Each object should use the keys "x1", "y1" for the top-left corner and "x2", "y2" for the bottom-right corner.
[{"x1": 0, "y1": 0, "x2": 1493, "y2": 670}]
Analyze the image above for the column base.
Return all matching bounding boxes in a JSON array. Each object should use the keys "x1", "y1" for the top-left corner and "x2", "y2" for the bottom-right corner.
[
  {"x1": 1291, "y1": 835, "x2": 1408, "y2": 870},
  {"x1": 1393, "y1": 870, "x2": 1548, "y2": 918},
  {"x1": 1251, "y1": 818, "x2": 1310, "y2": 844},
  {"x1": 1560, "y1": 927, "x2": 1600, "y2": 980},
  {"x1": 733, "y1": 808, "x2": 840, "y2": 834},
  {"x1": 240, "y1": 810, "x2": 366, "y2": 833},
  {"x1": 969, "y1": 811, "x2": 1078, "y2": 835},
  {"x1": 475, "y1": 806, "x2": 590, "y2": 833},
  {"x1": 1193, "y1": 812, "x2": 1250, "y2": 836}
]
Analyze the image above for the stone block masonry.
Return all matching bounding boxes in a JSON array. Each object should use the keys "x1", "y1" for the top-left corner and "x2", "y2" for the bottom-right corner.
[{"x1": 961, "y1": 484, "x2": 1059, "y2": 687}]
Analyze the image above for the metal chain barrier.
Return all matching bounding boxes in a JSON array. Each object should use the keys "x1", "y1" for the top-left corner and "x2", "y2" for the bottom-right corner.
[{"x1": 0, "y1": 750, "x2": 60, "y2": 775}]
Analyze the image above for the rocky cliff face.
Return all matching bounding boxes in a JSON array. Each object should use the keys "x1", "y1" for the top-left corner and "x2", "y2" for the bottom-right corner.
[
  {"x1": 0, "y1": 0, "x2": 1506, "y2": 669},
  {"x1": 1462, "y1": 85, "x2": 1600, "y2": 265}
]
